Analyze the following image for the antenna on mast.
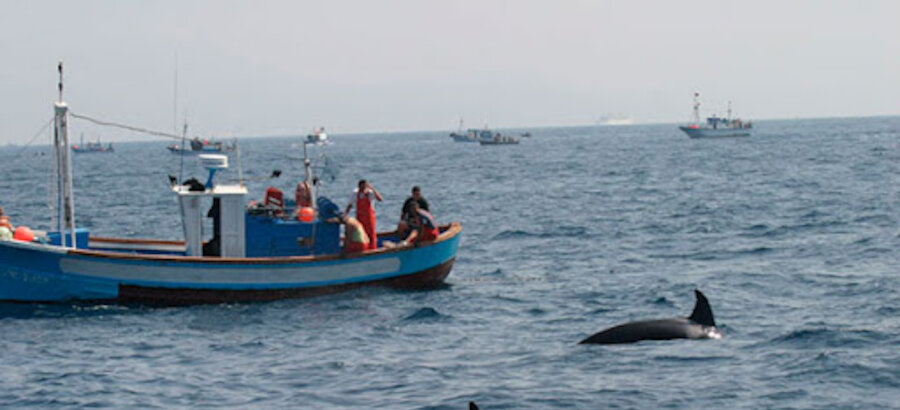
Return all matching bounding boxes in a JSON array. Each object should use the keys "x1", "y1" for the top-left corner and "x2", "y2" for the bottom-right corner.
[
  {"x1": 692, "y1": 92, "x2": 701, "y2": 124},
  {"x1": 173, "y1": 51, "x2": 179, "y2": 135},
  {"x1": 57, "y1": 62, "x2": 64, "y2": 102}
]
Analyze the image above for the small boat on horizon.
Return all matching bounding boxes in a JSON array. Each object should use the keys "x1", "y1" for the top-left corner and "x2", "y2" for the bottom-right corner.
[
  {"x1": 305, "y1": 127, "x2": 330, "y2": 145},
  {"x1": 678, "y1": 93, "x2": 752, "y2": 138},
  {"x1": 448, "y1": 118, "x2": 488, "y2": 142},
  {"x1": 479, "y1": 132, "x2": 519, "y2": 145},
  {"x1": 72, "y1": 134, "x2": 114, "y2": 153},
  {"x1": 167, "y1": 137, "x2": 236, "y2": 154}
]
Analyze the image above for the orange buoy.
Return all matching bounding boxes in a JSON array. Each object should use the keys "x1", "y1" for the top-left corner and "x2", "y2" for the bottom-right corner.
[
  {"x1": 298, "y1": 207, "x2": 316, "y2": 222},
  {"x1": 13, "y1": 226, "x2": 34, "y2": 242}
]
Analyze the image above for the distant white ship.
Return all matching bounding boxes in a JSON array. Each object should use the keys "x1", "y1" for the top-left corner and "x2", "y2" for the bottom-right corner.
[{"x1": 598, "y1": 115, "x2": 635, "y2": 126}]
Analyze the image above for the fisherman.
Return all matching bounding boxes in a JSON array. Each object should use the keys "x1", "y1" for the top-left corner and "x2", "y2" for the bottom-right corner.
[
  {"x1": 0, "y1": 206, "x2": 13, "y2": 240},
  {"x1": 345, "y1": 179, "x2": 382, "y2": 250},
  {"x1": 326, "y1": 215, "x2": 370, "y2": 253},
  {"x1": 295, "y1": 180, "x2": 312, "y2": 209},
  {"x1": 402, "y1": 202, "x2": 439, "y2": 245},
  {"x1": 397, "y1": 186, "x2": 430, "y2": 238}
]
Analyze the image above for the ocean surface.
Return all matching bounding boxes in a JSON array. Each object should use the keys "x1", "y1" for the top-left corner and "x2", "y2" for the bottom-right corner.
[{"x1": 1, "y1": 117, "x2": 899, "y2": 409}]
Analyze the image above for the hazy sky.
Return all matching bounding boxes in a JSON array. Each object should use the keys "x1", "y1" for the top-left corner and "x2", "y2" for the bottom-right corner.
[{"x1": 1, "y1": 0, "x2": 897, "y2": 143}]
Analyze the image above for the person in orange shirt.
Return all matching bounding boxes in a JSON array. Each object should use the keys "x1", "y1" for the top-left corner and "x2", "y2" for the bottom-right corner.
[{"x1": 345, "y1": 180, "x2": 382, "y2": 250}]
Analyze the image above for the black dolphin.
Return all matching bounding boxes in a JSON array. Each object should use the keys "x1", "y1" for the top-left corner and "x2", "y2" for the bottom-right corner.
[{"x1": 579, "y1": 290, "x2": 721, "y2": 344}]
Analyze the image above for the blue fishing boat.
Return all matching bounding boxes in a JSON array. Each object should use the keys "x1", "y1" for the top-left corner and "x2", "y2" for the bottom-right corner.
[
  {"x1": 0, "y1": 65, "x2": 461, "y2": 304},
  {"x1": 678, "y1": 93, "x2": 752, "y2": 138}
]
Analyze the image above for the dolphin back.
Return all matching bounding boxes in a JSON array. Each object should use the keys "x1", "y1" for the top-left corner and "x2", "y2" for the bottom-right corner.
[
  {"x1": 579, "y1": 318, "x2": 695, "y2": 344},
  {"x1": 688, "y1": 289, "x2": 716, "y2": 327},
  {"x1": 580, "y1": 290, "x2": 719, "y2": 344}
]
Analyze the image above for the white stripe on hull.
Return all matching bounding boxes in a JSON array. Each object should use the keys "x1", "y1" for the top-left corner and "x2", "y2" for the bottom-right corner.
[{"x1": 59, "y1": 256, "x2": 402, "y2": 286}]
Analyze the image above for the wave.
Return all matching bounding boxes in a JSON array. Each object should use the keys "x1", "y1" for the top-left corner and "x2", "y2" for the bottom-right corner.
[
  {"x1": 648, "y1": 246, "x2": 775, "y2": 261},
  {"x1": 768, "y1": 327, "x2": 885, "y2": 348},
  {"x1": 739, "y1": 219, "x2": 849, "y2": 238},
  {"x1": 403, "y1": 307, "x2": 447, "y2": 321},
  {"x1": 492, "y1": 225, "x2": 588, "y2": 240}
]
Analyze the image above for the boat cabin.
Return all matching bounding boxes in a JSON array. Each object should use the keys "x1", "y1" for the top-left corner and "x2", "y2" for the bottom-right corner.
[
  {"x1": 172, "y1": 154, "x2": 342, "y2": 258},
  {"x1": 43, "y1": 153, "x2": 345, "y2": 258}
]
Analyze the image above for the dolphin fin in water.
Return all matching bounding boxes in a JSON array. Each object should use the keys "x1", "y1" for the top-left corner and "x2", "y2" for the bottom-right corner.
[
  {"x1": 688, "y1": 289, "x2": 715, "y2": 327},
  {"x1": 579, "y1": 289, "x2": 720, "y2": 344}
]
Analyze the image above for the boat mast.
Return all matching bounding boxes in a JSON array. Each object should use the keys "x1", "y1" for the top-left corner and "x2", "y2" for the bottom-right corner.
[
  {"x1": 173, "y1": 50, "x2": 179, "y2": 136},
  {"x1": 692, "y1": 92, "x2": 701, "y2": 124},
  {"x1": 54, "y1": 62, "x2": 77, "y2": 248},
  {"x1": 302, "y1": 142, "x2": 318, "y2": 211},
  {"x1": 727, "y1": 100, "x2": 732, "y2": 120}
]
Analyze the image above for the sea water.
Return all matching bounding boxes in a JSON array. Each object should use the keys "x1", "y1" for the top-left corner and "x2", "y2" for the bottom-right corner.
[{"x1": 0, "y1": 117, "x2": 898, "y2": 408}]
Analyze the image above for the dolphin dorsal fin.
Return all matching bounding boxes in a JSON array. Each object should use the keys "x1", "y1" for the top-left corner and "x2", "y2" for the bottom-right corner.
[{"x1": 688, "y1": 289, "x2": 716, "y2": 326}]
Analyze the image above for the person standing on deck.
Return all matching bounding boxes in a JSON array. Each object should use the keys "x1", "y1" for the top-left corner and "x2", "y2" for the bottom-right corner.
[{"x1": 345, "y1": 179, "x2": 382, "y2": 250}]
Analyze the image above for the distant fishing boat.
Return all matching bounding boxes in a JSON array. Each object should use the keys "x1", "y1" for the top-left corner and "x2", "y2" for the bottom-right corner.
[
  {"x1": 449, "y1": 118, "x2": 485, "y2": 142},
  {"x1": 72, "y1": 134, "x2": 114, "y2": 153},
  {"x1": 0, "y1": 64, "x2": 462, "y2": 304},
  {"x1": 479, "y1": 132, "x2": 519, "y2": 145},
  {"x1": 167, "y1": 137, "x2": 236, "y2": 154},
  {"x1": 678, "y1": 93, "x2": 752, "y2": 138},
  {"x1": 306, "y1": 127, "x2": 330, "y2": 145}
]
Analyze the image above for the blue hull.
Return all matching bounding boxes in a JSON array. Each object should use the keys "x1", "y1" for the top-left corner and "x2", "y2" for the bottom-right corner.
[{"x1": 0, "y1": 224, "x2": 461, "y2": 304}]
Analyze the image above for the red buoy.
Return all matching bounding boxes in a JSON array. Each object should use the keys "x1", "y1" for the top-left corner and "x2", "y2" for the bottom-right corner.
[
  {"x1": 13, "y1": 226, "x2": 34, "y2": 242},
  {"x1": 298, "y1": 207, "x2": 315, "y2": 222}
]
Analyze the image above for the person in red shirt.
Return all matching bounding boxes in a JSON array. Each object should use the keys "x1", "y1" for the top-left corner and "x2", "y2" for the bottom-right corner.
[
  {"x1": 344, "y1": 179, "x2": 383, "y2": 250},
  {"x1": 403, "y1": 202, "x2": 439, "y2": 245}
]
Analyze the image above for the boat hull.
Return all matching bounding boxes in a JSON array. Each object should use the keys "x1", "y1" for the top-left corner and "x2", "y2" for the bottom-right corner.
[
  {"x1": 0, "y1": 224, "x2": 461, "y2": 304},
  {"x1": 449, "y1": 133, "x2": 478, "y2": 142},
  {"x1": 167, "y1": 146, "x2": 230, "y2": 154},
  {"x1": 117, "y1": 258, "x2": 453, "y2": 304},
  {"x1": 679, "y1": 126, "x2": 751, "y2": 139},
  {"x1": 479, "y1": 140, "x2": 519, "y2": 145}
]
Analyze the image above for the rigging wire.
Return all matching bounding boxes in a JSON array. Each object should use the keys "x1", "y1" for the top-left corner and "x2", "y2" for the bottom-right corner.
[
  {"x1": 9, "y1": 117, "x2": 54, "y2": 160},
  {"x1": 70, "y1": 112, "x2": 184, "y2": 140}
]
